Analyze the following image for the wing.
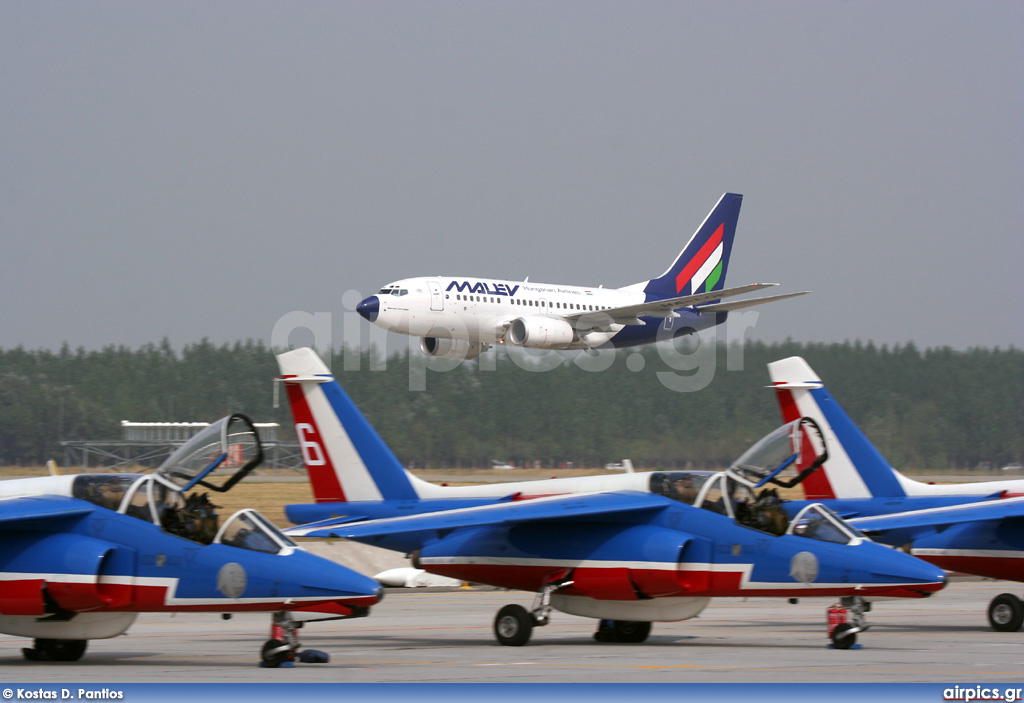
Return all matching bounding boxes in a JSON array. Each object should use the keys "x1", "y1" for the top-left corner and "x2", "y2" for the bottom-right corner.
[
  {"x1": 565, "y1": 283, "x2": 805, "y2": 328},
  {"x1": 286, "y1": 491, "x2": 671, "y2": 539},
  {"x1": 0, "y1": 495, "x2": 95, "y2": 529},
  {"x1": 849, "y1": 496, "x2": 1024, "y2": 536}
]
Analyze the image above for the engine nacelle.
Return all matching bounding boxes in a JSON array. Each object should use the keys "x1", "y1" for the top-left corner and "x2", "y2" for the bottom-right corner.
[
  {"x1": 507, "y1": 316, "x2": 576, "y2": 348},
  {"x1": 420, "y1": 337, "x2": 485, "y2": 361},
  {"x1": 0, "y1": 533, "x2": 129, "y2": 616}
]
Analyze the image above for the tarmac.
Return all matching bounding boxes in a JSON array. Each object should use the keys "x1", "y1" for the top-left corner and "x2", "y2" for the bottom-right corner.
[{"x1": 1, "y1": 578, "x2": 1021, "y2": 683}]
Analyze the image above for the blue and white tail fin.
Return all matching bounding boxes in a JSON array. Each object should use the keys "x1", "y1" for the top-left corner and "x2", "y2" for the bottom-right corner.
[
  {"x1": 642, "y1": 193, "x2": 743, "y2": 300},
  {"x1": 277, "y1": 347, "x2": 440, "y2": 503},
  {"x1": 767, "y1": 356, "x2": 908, "y2": 500}
]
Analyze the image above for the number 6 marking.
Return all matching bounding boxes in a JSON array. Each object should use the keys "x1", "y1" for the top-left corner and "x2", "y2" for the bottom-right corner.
[{"x1": 296, "y1": 423, "x2": 326, "y2": 466}]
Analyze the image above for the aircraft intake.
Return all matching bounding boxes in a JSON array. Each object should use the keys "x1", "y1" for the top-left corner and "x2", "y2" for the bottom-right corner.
[
  {"x1": 419, "y1": 337, "x2": 485, "y2": 360},
  {"x1": 507, "y1": 316, "x2": 575, "y2": 348}
]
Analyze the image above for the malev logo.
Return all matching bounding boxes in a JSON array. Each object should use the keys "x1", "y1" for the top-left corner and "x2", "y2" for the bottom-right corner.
[{"x1": 446, "y1": 281, "x2": 520, "y2": 296}]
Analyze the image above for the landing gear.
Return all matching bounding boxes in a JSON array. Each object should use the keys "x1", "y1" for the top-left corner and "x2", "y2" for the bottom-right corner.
[
  {"x1": 22, "y1": 638, "x2": 88, "y2": 662},
  {"x1": 492, "y1": 581, "x2": 564, "y2": 646},
  {"x1": 988, "y1": 593, "x2": 1024, "y2": 632},
  {"x1": 593, "y1": 620, "x2": 652, "y2": 643},
  {"x1": 259, "y1": 611, "x2": 330, "y2": 667},
  {"x1": 494, "y1": 605, "x2": 534, "y2": 646},
  {"x1": 827, "y1": 596, "x2": 870, "y2": 649}
]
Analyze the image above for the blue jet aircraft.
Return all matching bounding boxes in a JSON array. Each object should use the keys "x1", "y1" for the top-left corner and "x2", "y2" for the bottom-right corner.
[
  {"x1": 767, "y1": 356, "x2": 1024, "y2": 633},
  {"x1": 277, "y1": 347, "x2": 946, "y2": 649},
  {"x1": 0, "y1": 414, "x2": 382, "y2": 666}
]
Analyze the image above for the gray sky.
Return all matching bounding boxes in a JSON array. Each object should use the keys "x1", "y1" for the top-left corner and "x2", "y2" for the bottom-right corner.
[{"x1": 2, "y1": 1, "x2": 1022, "y2": 353}]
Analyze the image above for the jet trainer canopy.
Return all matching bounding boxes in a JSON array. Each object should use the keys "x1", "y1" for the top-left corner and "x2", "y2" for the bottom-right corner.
[
  {"x1": 727, "y1": 417, "x2": 827, "y2": 489},
  {"x1": 156, "y1": 413, "x2": 263, "y2": 493}
]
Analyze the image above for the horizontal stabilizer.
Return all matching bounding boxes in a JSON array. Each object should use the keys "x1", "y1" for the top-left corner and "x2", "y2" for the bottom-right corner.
[
  {"x1": 850, "y1": 496, "x2": 1024, "y2": 535},
  {"x1": 697, "y1": 290, "x2": 811, "y2": 313},
  {"x1": 571, "y1": 283, "x2": 781, "y2": 329}
]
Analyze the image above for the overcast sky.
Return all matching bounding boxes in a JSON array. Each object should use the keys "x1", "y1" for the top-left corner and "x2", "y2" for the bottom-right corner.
[{"x1": 2, "y1": 1, "x2": 1021, "y2": 353}]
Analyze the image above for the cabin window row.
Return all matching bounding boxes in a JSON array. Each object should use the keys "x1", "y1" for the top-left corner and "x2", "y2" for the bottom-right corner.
[{"x1": 454, "y1": 294, "x2": 608, "y2": 311}]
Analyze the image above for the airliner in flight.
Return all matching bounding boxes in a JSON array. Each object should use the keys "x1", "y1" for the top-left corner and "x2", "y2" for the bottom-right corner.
[{"x1": 356, "y1": 193, "x2": 808, "y2": 360}]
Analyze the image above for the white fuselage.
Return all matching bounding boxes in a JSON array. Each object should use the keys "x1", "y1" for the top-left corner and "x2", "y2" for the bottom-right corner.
[{"x1": 363, "y1": 276, "x2": 646, "y2": 349}]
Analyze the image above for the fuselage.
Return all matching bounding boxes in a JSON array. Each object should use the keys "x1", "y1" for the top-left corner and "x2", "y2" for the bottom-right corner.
[{"x1": 357, "y1": 276, "x2": 719, "y2": 351}]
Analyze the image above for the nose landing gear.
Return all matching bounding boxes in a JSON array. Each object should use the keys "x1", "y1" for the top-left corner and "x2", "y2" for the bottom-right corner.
[
  {"x1": 260, "y1": 611, "x2": 330, "y2": 667},
  {"x1": 827, "y1": 596, "x2": 871, "y2": 649}
]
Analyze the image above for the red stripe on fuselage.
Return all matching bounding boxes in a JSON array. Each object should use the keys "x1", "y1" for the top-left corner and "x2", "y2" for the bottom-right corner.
[
  {"x1": 285, "y1": 383, "x2": 347, "y2": 503},
  {"x1": 675, "y1": 224, "x2": 724, "y2": 294},
  {"x1": 0, "y1": 579, "x2": 378, "y2": 614},
  {"x1": 422, "y1": 563, "x2": 940, "y2": 599}
]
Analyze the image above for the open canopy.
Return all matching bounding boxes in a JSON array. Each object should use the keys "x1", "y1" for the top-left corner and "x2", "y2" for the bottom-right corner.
[
  {"x1": 727, "y1": 417, "x2": 827, "y2": 489},
  {"x1": 156, "y1": 413, "x2": 263, "y2": 492}
]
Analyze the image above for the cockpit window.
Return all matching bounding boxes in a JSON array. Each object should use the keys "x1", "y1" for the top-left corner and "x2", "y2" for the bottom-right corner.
[
  {"x1": 215, "y1": 509, "x2": 296, "y2": 555},
  {"x1": 649, "y1": 471, "x2": 712, "y2": 505},
  {"x1": 788, "y1": 504, "x2": 862, "y2": 545},
  {"x1": 122, "y1": 476, "x2": 155, "y2": 522},
  {"x1": 696, "y1": 473, "x2": 731, "y2": 516},
  {"x1": 72, "y1": 474, "x2": 138, "y2": 512},
  {"x1": 693, "y1": 473, "x2": 791, "y2": 535}
]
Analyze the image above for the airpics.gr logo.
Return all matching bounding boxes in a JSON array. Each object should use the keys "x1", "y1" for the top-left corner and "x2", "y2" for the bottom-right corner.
[{"x1": 675, "y1": 223, "x2": 724, "y2": 295}]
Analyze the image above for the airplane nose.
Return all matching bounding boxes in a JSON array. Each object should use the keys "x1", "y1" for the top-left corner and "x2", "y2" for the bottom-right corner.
[{"x1": 356, "y1": 296, "x2": 380, "y2": 322}]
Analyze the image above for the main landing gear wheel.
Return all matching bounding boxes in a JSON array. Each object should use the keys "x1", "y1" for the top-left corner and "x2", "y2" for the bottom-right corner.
[
  {"x1": 988, "y1": 593, "x2": 1024, "y2": 632},
  {"x1": 830, "y1": 623, "x2": 857, "y2": 650},
  {"x1": 22, "y1": 638, "x2": 88, "y2": 662},
  {"x1": 494, "y1": 604, "x2": 534, "y2": 646},
  {"x1": 594, "y1": 620, "x2": 652, "y2": 643}
]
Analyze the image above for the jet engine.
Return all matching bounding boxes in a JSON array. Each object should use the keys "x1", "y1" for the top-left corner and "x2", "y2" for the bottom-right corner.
[
  {"x1": 420, "y1": 337, "x2": 485, "y2": 361},
  {"x1": 507, "y1": 316, "x2": 576, "y2": 348}
]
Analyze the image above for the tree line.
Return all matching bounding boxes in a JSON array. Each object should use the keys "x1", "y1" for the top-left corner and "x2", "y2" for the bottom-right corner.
[{"x1": 0, "y1": 338, "x2": 1021, "y2": 470}]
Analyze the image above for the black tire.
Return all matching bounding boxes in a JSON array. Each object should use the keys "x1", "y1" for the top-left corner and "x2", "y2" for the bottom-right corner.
[
  {"x1": 261, "y1": 638, "x2": 292, "y2": 668},
  {"x1": 494, "y1": 604, "x2": 534, "y2": 646},
  {"x1": 612, "y1": 621, "x2": 652, "y2": 643},
  {"x1": 831, "y1": 623, "x2": 856, "y2": 650},
  {"x1": 988, "y1": 593, "x2": 1024, "y2": 632},
  {"x1": 32, "y1": 639, "x2": 87, "y2": 662}
]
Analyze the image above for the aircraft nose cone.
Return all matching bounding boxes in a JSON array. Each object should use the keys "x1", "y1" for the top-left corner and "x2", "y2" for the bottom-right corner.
[{"x1": 356, "y1": 296, "x2": 380, "y2": 322}]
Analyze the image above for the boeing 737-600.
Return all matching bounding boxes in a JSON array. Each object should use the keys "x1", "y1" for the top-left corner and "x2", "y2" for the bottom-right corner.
[{"x1": 356, "y1": 193, "x2": 808, "y2": 360}]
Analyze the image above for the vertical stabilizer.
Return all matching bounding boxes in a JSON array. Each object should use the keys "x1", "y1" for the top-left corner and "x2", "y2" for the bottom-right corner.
[
  {"x1": 768, "y1": 356, "x2": 906, "y2": 499},
  {"x1": 277, "y1": 347, "x2": 425, "y2": 503},
  {"x1": 642, "y1": 193, "x2": 743, "y2": 300}
]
